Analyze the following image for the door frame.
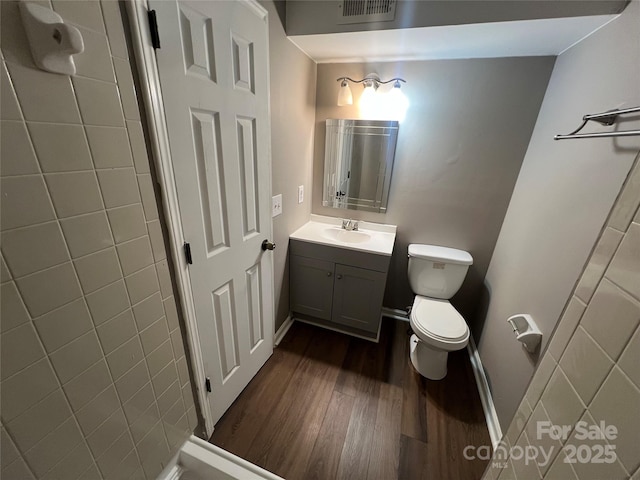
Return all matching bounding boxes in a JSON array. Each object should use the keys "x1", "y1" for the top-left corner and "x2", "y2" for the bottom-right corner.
[{"x1": 125, "y1": 0, "x2": 272, "y2": 438}]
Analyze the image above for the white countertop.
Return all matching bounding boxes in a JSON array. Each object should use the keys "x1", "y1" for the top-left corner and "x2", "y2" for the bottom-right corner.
[{"x1": 289, "y1": 215, "x2": 397, "y2": 256}]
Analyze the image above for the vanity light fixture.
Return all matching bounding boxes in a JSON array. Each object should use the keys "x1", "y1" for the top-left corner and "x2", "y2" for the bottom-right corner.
[{"x1": 336, "y1": 73, "x2": 406, "y2": 106}]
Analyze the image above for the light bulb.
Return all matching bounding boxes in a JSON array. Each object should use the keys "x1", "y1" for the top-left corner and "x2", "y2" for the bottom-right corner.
[
  {"x1": 359, "y1": 83, "x2": 378, "y2": 118},
  {"x1": 337, "y1": 80, "x2": 353, "y2": 106},
  {"x1": 385, "y1": 83, "x2": 409, "y2": 122}
]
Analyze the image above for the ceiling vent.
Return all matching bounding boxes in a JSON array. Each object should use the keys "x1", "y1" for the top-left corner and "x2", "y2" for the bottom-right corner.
[{"x1": 337, "y1": 0, "x2": 397, "y2": 25}]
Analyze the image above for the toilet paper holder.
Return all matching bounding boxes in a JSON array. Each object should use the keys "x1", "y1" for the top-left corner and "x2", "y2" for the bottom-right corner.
[{"x1": 507, "y1": 314, "x2": 542, "y2": 353}]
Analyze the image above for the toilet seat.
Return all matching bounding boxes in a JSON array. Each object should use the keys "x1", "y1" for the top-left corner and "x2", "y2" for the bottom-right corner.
[{"x1": 410, "y1": 295, "x2": 469, "y2": 349}]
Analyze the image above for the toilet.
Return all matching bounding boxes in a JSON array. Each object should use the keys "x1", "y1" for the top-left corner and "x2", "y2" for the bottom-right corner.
[{"x1": 407, "y1": 244, "x2": 473, "y2": 380}]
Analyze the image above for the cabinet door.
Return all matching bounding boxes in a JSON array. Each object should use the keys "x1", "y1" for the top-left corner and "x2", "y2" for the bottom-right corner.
[
  {"x1": 332, "y1": 264, "x2": 387, "y2": 333},
  {"x1": 290, "y1": 255, "x2": 335, "y2": 321}
]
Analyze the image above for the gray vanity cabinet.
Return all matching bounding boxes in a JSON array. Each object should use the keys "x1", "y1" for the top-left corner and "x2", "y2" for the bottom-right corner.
[
  {"x1": 330, "y1": 264, "x2": 387, "y2": 333},
  {"x1": 290, "y1": 256, "x2": 334, "y2": 321},
  {"x1": 289, "y1": 239, "x2": 391, "y2": 341}
]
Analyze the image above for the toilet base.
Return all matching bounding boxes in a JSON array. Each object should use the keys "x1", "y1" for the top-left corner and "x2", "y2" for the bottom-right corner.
[{"x1": 409, "y1": 334, "x2": 448, "y2": 380}]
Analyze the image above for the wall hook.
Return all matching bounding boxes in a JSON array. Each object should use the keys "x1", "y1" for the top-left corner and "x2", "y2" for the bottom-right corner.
[{"x1": 19, "y1": 1, "x2": 84, "y2": 75}]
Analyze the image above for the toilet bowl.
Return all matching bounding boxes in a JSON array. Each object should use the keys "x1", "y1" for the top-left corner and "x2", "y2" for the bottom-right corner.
[
  {"x1": 407, "y1": 244, "x2": 473, "y2": 380},
  {"x1": 409, "y1": 295, "x2": 469, "y2": 380}
]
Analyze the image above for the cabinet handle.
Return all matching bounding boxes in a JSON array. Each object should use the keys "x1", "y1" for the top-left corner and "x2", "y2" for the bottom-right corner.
[
  {"x1": 327, "y1": 271, "x2": 332, "y2": 277},
  {"x1": 337, "y1": 274, "x2": 343, "y2": 279}
]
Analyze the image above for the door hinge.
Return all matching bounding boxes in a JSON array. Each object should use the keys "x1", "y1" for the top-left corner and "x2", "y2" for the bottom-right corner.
[
  {"x1": 205, "y1": 377, "x2": 212, "y2": 393},
  {"x1": 148, "y1": 10, "x2": 161, "y2": 49},
  {"x1": 184, "y1": 242, "x2": 193, "y2": 265}
]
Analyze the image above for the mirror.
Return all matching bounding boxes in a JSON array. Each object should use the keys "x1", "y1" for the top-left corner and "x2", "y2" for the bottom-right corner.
[{"x1": 323, "y1": 119, "x2": 399, "y2": 213}]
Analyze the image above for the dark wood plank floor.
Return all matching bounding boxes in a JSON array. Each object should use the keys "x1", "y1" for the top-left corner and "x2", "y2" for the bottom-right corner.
[{"x1": 210, "y1": 318, "x2": 491, "y2": 480}]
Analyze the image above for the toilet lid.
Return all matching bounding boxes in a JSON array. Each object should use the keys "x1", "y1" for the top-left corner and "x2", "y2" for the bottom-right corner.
[{"x1": 411, "y1": 296, "x2": 469, "y2": 342}]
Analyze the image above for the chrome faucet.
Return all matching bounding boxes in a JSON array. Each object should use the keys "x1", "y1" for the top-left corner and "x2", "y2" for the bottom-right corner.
[{"x1": 342, "y1": 219, "x2": 358, "y2": 231}]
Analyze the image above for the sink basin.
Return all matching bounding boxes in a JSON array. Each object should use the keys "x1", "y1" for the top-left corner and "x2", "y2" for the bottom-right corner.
[
  {"x1": 322, "y1": 228, "x2": 371, "y2": 244},
  {"x1": 290, "y1": 215, "x2": 397, "y2": 256}
]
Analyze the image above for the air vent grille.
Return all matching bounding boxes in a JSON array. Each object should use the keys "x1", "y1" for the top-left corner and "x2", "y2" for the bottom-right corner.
[
  {"x1": 343, "y1": 0, "x2": 366, "y2": 16},
  {"x1": 366, "y1": 0, "x2": 394, "y2": 15},
  {"x1": 337, "y1": 0, "x2": 396, "y2": 24}
]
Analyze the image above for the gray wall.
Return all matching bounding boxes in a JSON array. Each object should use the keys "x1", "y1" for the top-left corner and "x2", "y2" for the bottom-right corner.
[
  {"x1": 286, "y1": 0, "x2": 627, "y2": 35},
  {"x1": 262, "y1": 1, "x2": 317, "y2": 331},
  {"x1": 0, "y1": 1, "x2": 197, "y2": 479},
  {"x1": 477, "y1": 0, "x2": 640, "y2": 429},
  {"x1": 484, "y1": 156, "x2": 640, "y2": 480},
  {"x1": 313, "y1": 58, "x2": 554, "y2": 321}
]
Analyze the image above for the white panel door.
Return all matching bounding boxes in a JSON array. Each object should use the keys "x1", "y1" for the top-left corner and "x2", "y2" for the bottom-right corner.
[{"x1": 151, "y1": 0, "x2": 273, "y2": 425}]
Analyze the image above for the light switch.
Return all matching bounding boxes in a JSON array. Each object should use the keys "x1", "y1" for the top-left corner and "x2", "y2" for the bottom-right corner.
[
  {"x1": 272, "y1": 194, "x2": 282, "y2": 217},
  {"x1": 298, "y1": 185, "x2": 304, "y2": 204}
]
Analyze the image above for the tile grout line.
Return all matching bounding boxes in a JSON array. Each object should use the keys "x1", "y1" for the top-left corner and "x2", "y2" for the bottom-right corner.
[
  {"x1": 1, "y1": 424, "x2": 37, "y2": 478},
  {"x1": 603, "y1": 268, "x2": 640, "y2": 306}
]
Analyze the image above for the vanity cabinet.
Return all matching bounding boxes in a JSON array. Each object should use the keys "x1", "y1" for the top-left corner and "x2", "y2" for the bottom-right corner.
[
  {"x1": 290, "y1": 256, "x2": 334, "y2": 321},
  {"x1": 330, "y1": 264, "x2": 387, "y2": 332},
  {"x1": 289, "y1": 239, "x2": 391, "y2": 340}
]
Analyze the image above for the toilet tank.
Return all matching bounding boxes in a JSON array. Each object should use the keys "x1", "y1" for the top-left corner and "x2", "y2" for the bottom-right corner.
[{"x1": 408, "y1": 244, "x2": 473, "y2": 299}]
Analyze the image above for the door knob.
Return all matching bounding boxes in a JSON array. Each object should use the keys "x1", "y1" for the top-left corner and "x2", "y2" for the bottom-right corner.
[
  {"x1": 327, "y1": 271, "x2": 332, "y2": 276},
  {"x1": 337, "y1": 274, "x2": 343, "y2": 279},
  {"x1": 261, "y1": 240, "x2": 276, "y2": 251}
]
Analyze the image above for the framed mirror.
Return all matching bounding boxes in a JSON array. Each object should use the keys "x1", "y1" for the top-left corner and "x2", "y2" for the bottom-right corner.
[{"x1": 323, "y1": 119, "x2": 399, "y2": 213}]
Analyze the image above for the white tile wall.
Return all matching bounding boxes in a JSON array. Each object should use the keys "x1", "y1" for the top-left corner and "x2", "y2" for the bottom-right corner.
[
  {"x1": 8, "y1": 62, "x2": 82, "y2": 123},
  {"x1": 1, "y1": 120, "x2": 39, "y2": 174},
  {"x1": 97, "y1": 167, "x2": 141, "y2": 208},
  {"x1": 485, "y1": 153, "x2": 640, "y2": 480},
  {"x1": 85, "y1": 126, "x2": 134, "y2": 169},
  {"x1": 0, "y1": 1, "x2": 197, "y2": 479},
  {"x1": 1, "y1": 175, "x2": 56, "y2": 229},
  {"x1": 60, "y1": 212, "x2": 114, "y2": 258},
  {"x1": 45, "y1": 171, "x2": 104, "y2": 218},
  {"x1": 28, "y1": 123, "x2": 93, "y2": 173},
  {"x1": 2, "y1": 222, "x2": 70, "y2": 277},
  {"x1": 107, "y1": 204, "x2": 147, "y2": 243},
  {"x1": 72, "y1": 77, "x2": 125, "y2": 127},
  {"x1": 1, "y1": 64, "x2": 22, "y2": 121},
  {"x1": 133, "y1": 292, "x2": 165, "y2": 331}
]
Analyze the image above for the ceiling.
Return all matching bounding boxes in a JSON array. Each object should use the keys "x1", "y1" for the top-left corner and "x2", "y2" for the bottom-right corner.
[{"x1": 288, "y1": 15, "x2": 617, "y2": 63}]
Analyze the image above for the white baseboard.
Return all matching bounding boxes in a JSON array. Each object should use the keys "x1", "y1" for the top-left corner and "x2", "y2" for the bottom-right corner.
[
  {"x1": 274, "y1": 315, "x2": 294, "y2": 346},
  {"x1": 381, "y1": 306, "x2": 410, "y2": 322},
  {"x1": 467, "y1": 334, "x2": 502, "y2": 449}
]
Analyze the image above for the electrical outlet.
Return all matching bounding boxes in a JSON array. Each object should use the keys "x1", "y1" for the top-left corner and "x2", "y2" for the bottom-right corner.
[
  {"x1": 298, "y1": 185, "x2": 304, "y2": 204},
  {"x1": 272, "y1": 194, "x2": 282, "y2": 217}
]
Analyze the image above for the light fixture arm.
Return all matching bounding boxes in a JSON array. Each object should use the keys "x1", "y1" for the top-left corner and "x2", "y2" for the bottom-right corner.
[{"x1": 337, "y1": 76, "x2": 406, "y2": 86}]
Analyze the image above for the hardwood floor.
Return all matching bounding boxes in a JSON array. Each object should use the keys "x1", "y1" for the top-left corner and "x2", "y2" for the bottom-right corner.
[{"x1": 210, "y1": 319, "x2": 491, "y2": 480}]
